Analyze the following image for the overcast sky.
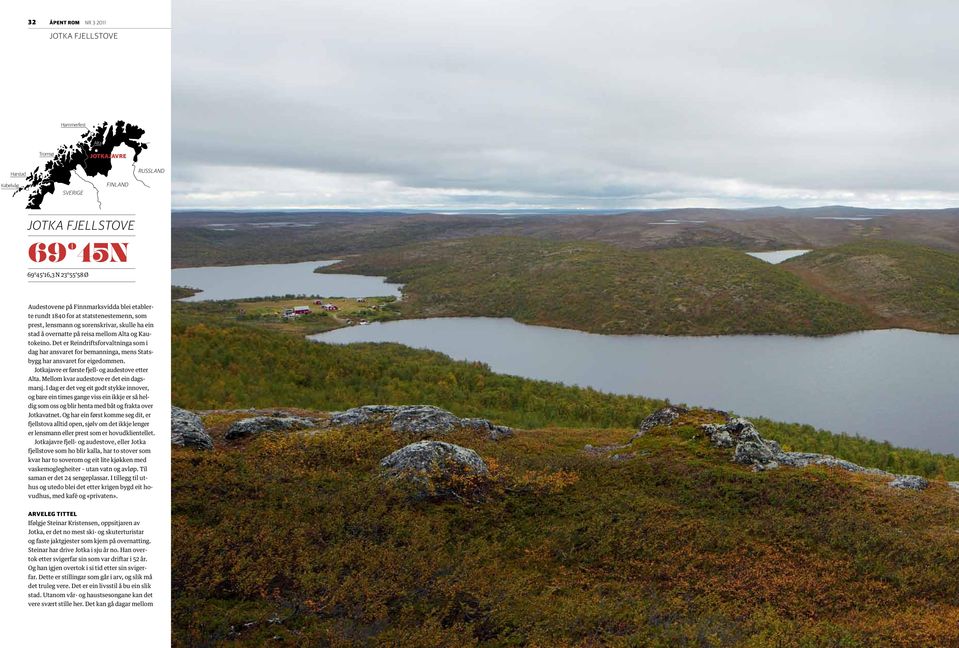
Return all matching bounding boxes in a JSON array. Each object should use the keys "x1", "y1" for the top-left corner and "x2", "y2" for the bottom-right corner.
[{"x1": 173, "y1": 0, "x2": 959, "y2": 210}]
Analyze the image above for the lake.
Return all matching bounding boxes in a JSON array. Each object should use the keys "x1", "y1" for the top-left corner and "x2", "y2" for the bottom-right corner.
[
  {"x1": 313, "y1": 317, "x2": 959, "y2": 455},
  {"x1": 747, "y1": 249, "x2": 811, "y2": 264},
  {"x1": 172, "y1": 260, "x2": 403, "y2": 301}
]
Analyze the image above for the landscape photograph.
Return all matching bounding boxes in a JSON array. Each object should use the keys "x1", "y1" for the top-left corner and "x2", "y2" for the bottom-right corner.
[{"x1": 170, "y1": 1, "x2": 959, "y2": 646}]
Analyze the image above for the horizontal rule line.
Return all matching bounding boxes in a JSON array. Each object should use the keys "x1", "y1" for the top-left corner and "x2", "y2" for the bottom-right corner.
[
  {"x1": 28, "y1": 27, "x2": 172, "y2": 30},
  {"x1": 28, "y1": 267, "x2": 137, "y2": 270},
  {"x1": 28, "y1": 281, "x2": 136, "y2": 283},
  {"x1": 27, "y1": 234, "x2": 136, "y2": 237},
  {"x1": 25, "y1": 213, "x2": 136, "y2": 216}
]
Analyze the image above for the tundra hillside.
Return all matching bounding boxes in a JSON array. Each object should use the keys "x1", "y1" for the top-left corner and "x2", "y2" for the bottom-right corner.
[
  {"x1": 172, "y1": 320, "x2": 959, "y2": 646},
  {"x1": 783, "y1": 240, "x2": 959, "y2": 333},
  {"x1": 324, "y1": 237, "x2": 878, "y2": 336},
  {"x1": 326, "y1": 237, "x2": 959, "y2": 335}
]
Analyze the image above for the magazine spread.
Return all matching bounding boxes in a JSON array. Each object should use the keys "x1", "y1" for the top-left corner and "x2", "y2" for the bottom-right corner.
[{"x1": 2, "y1": 1, "x2": 959, "y2": 646}]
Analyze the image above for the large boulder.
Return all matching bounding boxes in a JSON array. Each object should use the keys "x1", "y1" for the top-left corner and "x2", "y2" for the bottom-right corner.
[
  {"x1": 225, "y1": 415, "x2": 321, "y2": 440},
  {"x1": 328, "y1": 405, "x2": 513, "y2": 440},
  {"x1": 390, "y1": 406, "x2": 462, "y2": 435},
  {"x1": 171, "y1": 406, "x2": 213, "y2": 450},
  {"x1": 704, "y1": 417, "x2": 782, "y2": 470},
  {"x1": 380, "y1": 440, "x2": 489, "y2": 496}
]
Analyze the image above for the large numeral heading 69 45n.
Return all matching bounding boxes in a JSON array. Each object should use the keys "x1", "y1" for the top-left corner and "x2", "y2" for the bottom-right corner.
[{"x1": 28, "y1": 242, "x2": 129, "y2": 263}]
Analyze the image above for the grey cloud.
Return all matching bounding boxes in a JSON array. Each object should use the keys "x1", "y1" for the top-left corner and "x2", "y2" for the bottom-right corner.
[{"x1": 173, "y1": 0, "x2": 959, "y2": 209}]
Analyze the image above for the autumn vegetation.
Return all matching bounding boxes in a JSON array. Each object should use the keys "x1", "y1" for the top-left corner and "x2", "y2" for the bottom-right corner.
[
  {"x1": 173, "y1": 392, "x2": 959, "y2": 646},
  {"x1": 323, "y1": 237, "x2": 959, "y2": 336},
  {"x1": 171, "y1": 319, "x2": 959, "y2": 479},
  {"x1": 173, "y1": 316, "x2": 959, "y2": 645},
  {"x1": 170, "y1": 229, "x2": 959, "y2": 645},
  {"x1": 326, "y1": 237, "x2": 882, "y2": 335},
  {"x1": 783, "y1": 240, "x2": 959, "y2": 332}
]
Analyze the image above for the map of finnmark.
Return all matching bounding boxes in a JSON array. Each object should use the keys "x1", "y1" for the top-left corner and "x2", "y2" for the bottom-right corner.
[{"x1": 13, "y1": 120, "x2": 148, "y2": 209}]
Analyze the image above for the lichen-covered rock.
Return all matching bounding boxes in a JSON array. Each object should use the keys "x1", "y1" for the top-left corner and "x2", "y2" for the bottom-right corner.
[
  {"x1": 171, "y1": 406, "x2": 213, "y2": 450},
  {"x1": 949, "y1": 482, "x2": 959, "y2": 493},
  {"x1": 379, "y1": 441, "x2": 489, "y2": 496},
  {"x1": 381, "y1": 440, "x2": 489, "y2": 477},
  {"x1": 390, "y1": 406, "x2": 462, "y2": 435},
  {"x1": 461, "y1": 417, "x2": 514, "y2": 440},
  {"x1": 633, "y1": 406, "x2": 689, "y2": 439},
  {"x1": 700, "y1": 416, "x2": 933, "y2": 490},
  {"x1": 328, "y1": 405, "x2": 397, "y2": 427},
  {"x1": 889, "y1": 475, "x2": 929, "y2": 491},
  {"x1": 733, "y1": 439, "x2": 781, "y2": 471},
  {"x1": 328, "y1": 405, "x2": 512, "y2": 440},
  {"x1": 703, "y1": 417, "x2": 782, "y2": 470},
  {"x1": 703, "y1": 419, "x2": 746, "y2": 448},
  {"x1": 777, "y1": 453, "x2": 890, "y2": 476},
  {"x1": 225, "y1": 415, "x2": 321, "y2": 440},
  {"x1": 704, "y1": 426, "x2": 735, "y2": 448}
]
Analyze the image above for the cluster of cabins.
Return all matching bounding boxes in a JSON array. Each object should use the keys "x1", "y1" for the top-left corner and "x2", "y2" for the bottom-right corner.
[
  {"x1": 315, "y1": 299, "x2": 340, "y2": 312},
  {"x1": 282, "y1": 300, "x2": 370, "y2": 325},
  {"x1": 282, "y1": 301, "x2": 338, "y2": 318}
]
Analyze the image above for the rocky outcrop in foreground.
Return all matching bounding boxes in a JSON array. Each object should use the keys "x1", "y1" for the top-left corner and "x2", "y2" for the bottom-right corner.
[
  {"x1": 699, "y1": 415, "x2": 929, "y2": 490},
  {"x1": 626, "y1": 407, "x2": 935, "y2": 492},
  {"x1": 380, "y1": 440, "x2": 489, "y2": 496},
  {"x1": 632, "y1": 405, "x2": 688, "y2": 439},
  {"x1": 171, "y1": 406, "x2": 213, "y2": 450},
  {"x1": 225, "y1": 415, "x2": 322, "y2": 440},
  {"x1": 329, "y1": 405, "x2": 513, "y2": 440},
  {"x1": 180, "y1": 405, "x2": 512, "y2": 448}
]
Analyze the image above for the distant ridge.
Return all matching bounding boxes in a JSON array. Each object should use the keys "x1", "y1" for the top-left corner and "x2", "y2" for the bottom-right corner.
[
  {"x1": 172, "y1": 205, "x2": 959, "y2": 219},
  {"x1": 172, "y1": 206, "x2": 959, "y2": 267},
  {"x1": 616, "y1": 205, "x2": 959, "y2": 221}
]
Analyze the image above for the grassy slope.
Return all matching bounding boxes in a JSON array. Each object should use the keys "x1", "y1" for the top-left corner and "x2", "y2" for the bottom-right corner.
[
  {"x1": 172, "y1": 320, "x2": 959, "y2": 479},
  {"x1": 328, "y1": 237, "x2": 876, "y2": 336},
  {"x1": 173, "y1": 408, "x2": 959, "y2": 647},
  {"x1": 783, "y1": 241, "x2": 959, "y2": 332},
  {"x1": 172, "y1": 319, "x2": 664, "y2": 430}
]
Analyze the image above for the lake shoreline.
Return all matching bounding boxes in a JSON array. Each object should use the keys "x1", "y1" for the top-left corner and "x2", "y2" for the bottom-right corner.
[
  {"x1": 171, "y1": 259, "x2": 402, "y2": 302},
  {"x1": 172, "y1": 246, "x2": 958, "y2": 336},
  {"x1": 312, "y1": 316, "x2": 959, "y2": 455}
]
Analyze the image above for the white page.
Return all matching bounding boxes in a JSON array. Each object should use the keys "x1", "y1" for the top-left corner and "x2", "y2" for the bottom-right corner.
[{"x1": 0, "y1": 2, "x2": 171, "y2": 645}]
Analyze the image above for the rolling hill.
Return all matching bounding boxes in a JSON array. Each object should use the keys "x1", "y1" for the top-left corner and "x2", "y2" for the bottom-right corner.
[
  {"x1": 783, "y1": 241, "x2": 959, "y2": 333},
  {"x1": 325, "y1": 237, "x2": 877, "y2": 336}
]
